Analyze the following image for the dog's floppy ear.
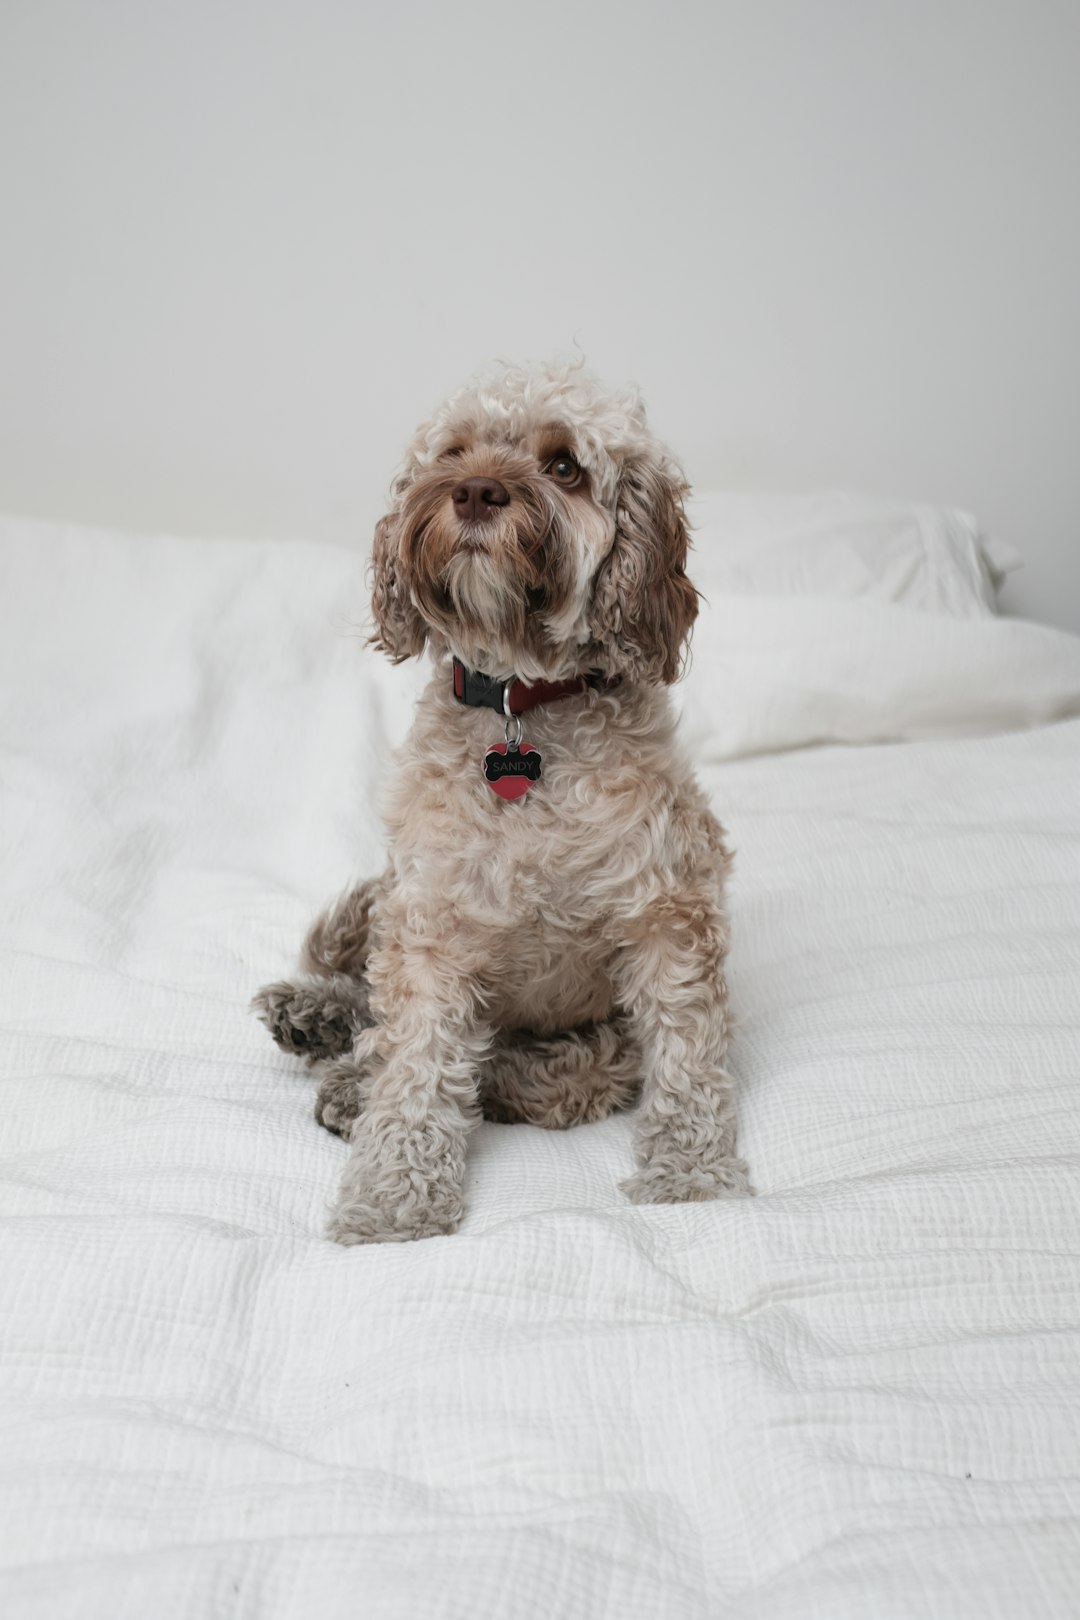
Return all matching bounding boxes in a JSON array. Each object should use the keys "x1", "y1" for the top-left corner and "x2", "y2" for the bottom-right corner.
[
  {"x1": 369, "y1": 509, "x2": 427, "y2": 662},
  {"x1": 588, "y1": 452, "x2": 698, "y2": 684}
]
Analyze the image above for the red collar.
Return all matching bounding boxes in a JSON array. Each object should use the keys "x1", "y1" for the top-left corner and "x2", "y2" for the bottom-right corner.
[{"x1": 452, "y1": 657, "x2": 603, "y2": 717}]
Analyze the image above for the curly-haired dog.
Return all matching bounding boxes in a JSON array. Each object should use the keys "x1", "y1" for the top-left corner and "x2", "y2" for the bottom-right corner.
[{"x1": 254, "y1": 360, "x2": 751, "y2": 1243}]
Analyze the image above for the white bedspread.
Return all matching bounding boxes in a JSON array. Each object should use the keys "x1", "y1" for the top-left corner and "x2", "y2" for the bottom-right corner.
[{"x1": 2, "y1": 516, "x2": 1079, "y2": 1618}]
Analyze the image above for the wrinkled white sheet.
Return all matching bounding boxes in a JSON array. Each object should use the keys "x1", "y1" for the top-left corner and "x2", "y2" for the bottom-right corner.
[{"x1": 1, "y1": 515, "x2": 1079, "y2": 1619}]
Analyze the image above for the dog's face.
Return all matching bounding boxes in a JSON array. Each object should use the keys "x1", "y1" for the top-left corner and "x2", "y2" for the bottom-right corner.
[{"x1": 370, "y1": 361, "x2": 698, "y2": 684}]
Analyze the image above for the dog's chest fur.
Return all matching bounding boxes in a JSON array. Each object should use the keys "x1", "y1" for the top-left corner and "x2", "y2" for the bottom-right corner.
[{"x1": 376, "y1": 667, "x2": 721, "y2": 1034}]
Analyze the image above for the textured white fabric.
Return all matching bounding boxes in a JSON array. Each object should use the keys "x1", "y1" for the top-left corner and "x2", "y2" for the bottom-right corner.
[
  {"x1": 688, "y1": 489, "x2": 1022, "y2": 615},
  {"x1": 1, "y1": 514, "x2": 1079, "y2": 1619},
  {"x1": 677, "y1": 591, "x2": 1080, "y2": 762}
]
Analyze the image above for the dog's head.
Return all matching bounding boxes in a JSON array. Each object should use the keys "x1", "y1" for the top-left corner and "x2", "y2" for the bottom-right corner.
[{"x1": 369, "y1": 360, "x2": 697, "y2": 684}]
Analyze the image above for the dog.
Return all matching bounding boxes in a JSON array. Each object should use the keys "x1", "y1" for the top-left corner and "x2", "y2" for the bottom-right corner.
[{"x1": 254, "y1": 359, "x2": 751, "y2": 1243}]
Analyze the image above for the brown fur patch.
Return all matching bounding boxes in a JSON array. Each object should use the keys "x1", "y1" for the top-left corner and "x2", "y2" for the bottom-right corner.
[{"x1": 586, "y1": 455, "x2": 698, "y2": 684}]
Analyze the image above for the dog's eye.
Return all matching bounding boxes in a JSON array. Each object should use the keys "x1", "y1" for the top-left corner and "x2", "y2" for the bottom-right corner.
[
  {"x1": 547, "y1": 453, "x2": 581, "y2": 487},
  {"x1": 442, "y1": 446, "x2": 466, "y2": 460}
]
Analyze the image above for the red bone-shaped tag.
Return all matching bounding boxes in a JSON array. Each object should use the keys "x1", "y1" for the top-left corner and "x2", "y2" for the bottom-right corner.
[{"x1": 483, "y1": 742, "x2": 542, "y2": 800}]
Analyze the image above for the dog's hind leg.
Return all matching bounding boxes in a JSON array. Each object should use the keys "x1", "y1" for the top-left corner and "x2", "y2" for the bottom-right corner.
[
  {"x1": 252, "y1": 972, "x2": 372, "y2": 1062},
  {"x1": 253, "y1": 876, "x2": 386, "y2": 1061},
  {"x1": 480, "y1": 1017, "x2": 642, "y2": 1128},
  {"x1": 299, "y1": 876, "x2": 385, "y2": 979},
  {"x1": 311, "y1": 1026, "x2": 381, "y2": 1138}
]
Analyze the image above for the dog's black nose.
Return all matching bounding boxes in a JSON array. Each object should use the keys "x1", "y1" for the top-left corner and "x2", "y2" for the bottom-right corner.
[{"x1": 451, "y1": 477, "x2": 510, "y2": 524}]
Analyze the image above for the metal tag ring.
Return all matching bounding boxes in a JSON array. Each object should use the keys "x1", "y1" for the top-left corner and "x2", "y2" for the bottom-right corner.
[{"x1": 503, "y1": 714, "x2": 523, "y2": 750}]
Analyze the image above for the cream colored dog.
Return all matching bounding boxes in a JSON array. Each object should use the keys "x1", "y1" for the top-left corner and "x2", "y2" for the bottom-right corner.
[{"x1": 255, "y1": 359, "x2": 750, "y2": 1243}]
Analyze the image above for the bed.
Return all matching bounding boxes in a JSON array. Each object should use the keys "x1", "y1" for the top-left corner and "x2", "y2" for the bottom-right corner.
[{"x1": 2, "y1": 501, "x2": 1079, "y2": 1618}]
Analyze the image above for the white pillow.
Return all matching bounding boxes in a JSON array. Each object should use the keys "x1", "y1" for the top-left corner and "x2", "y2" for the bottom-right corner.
[{"x1": 686, "y1": 491, "x2": 1021, "y2": 618}]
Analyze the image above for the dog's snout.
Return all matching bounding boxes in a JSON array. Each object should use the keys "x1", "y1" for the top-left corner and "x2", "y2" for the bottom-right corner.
[{"x1": 451, "y1": 477, "x2": 511, "y2": 524}]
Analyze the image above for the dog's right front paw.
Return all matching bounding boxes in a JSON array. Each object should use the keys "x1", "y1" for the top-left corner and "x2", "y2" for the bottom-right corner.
[
  {"x1": 252, "y1": 980, "x2": 355, "y2": 1062},
  {"x1": 327, "y1": 1178, "x2": 465, "y2": 1245},
  {"x1": 328, "y1": 1129, "x2": 467, "y2": 1245},
  {"x1": 620, "y1": 1154, "x2": 754, "y2": 1205},
  {"x1": 327, "y1": 1199, "x2": 463, "y2": 1246}
]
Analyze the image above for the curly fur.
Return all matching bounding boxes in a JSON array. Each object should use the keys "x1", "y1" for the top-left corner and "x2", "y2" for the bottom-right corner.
[{"x1": 253, "y1": 358, "x2": 751, "y2": 1243}]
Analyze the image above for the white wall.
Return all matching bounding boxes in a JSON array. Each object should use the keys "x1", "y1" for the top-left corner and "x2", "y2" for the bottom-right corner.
[{"x1": 1, "y1": 0, "x2": 1077, "y2": 628}]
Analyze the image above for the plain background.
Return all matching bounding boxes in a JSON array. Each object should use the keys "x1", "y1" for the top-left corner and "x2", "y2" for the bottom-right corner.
[{"x1": 1, "y1": 0, "x2": 1077, "y2": 630}]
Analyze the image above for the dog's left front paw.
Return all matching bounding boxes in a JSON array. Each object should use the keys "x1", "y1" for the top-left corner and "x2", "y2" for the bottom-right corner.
[{"x1": 620, "y1": 1155, "x2": 753, "y2": 1206}]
